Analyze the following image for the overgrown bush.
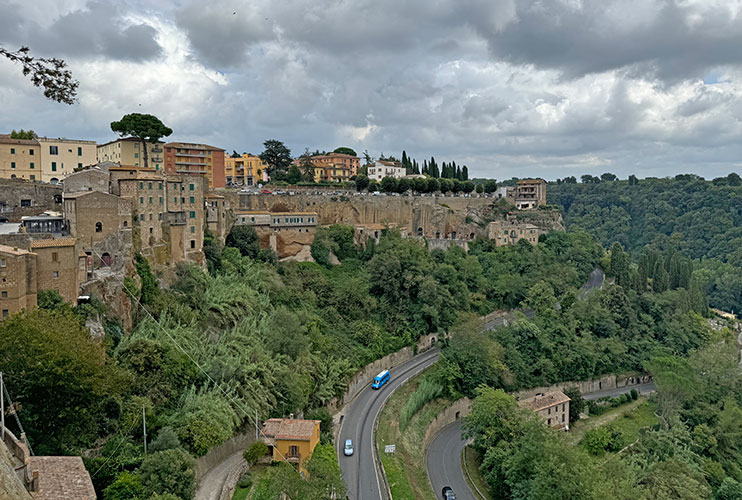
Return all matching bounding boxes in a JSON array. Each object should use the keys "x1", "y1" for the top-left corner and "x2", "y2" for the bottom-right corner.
[
  {"x1": 237, "y1": 471, "x2": 252, "y2": 489},
  {"x1": 139, "y1": 448, "x2": 195, "y2": 499},
  {"x1": 243, "y1": 441, "x2": 269, "y2": 465},
  {"x1": 583, "y1": 424, "x2": 625, "y2": 455},
  {"x1": 630, "y1": 388, "x2": 639, "y2": 400}
]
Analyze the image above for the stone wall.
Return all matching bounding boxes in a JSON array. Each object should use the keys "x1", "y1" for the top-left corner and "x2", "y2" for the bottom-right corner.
[
  {"x1": 422, "y1": 398, "x2": 472, "y2": 451},
  {"x1": 194, "y1": 433, "x2": 255, "y2": 482},
  {"x1": 0, "y1": 179, "x2": 62, "y2": 220},
  {"x1": 512, "y1": 372, "x2": 652, "y2": 401}
]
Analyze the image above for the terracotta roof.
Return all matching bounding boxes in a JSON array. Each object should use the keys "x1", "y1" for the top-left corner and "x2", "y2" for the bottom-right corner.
[
  {"x1": 235, "y1": 210, "x2": 271, "y2": 215},
  {"x1": 0, "y1": 134, "x2": 39, "y2": 146},
  {"x1": 165, "y1": 141, "x2": 225, "y2": 151},
  {"x1": 518, "y1": 391, "x2": 570, "y2": 412},
  {"x1": 28, "y1": 456, "x2": 96, "y2": 500},
  {"x1": 262, "y1": 418, "x2": 320, "y2": 441},
  {"x1": 30, "y1": 237, "x2": 76, "y2": 249},
  {"x1": 516, "y1": 178, "x2": 546, "y2": 185},
  {"x1": 0, "y1": 244, "x2": 33, "y2": 256}
]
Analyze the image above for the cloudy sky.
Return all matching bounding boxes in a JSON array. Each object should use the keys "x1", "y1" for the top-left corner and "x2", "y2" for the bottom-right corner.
[{"x1": 2, "y1": 0, "x2": 742, "y2": 180}]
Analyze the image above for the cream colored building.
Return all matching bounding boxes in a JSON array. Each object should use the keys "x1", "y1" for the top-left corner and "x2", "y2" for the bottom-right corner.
[
  {"x1": 518, "y1": 391, "x2": 571, "y2": 430},
  {"x1": 37, "y1": 137, "x2": 96, "y2": 183},
  {"x1": 0, "y1": 135, "x2": 41, "y2": 181},
  {"x1": 97, "y1": 138, "x2": 165, "y2": 171}
]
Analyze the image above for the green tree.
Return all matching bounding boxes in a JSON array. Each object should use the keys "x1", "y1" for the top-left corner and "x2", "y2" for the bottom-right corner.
[
  {"x1": 110, "y1": 113, "x2": 173, "y2": 168},
  {"x1": 226, "y1": 226, "x2": 260, "y2": 258},
  {"x1": 103, "y1": 471, "x2": 144, "y2": 500},
  {"x1": 0, "y1": 309, "x2": 125, "y2": 454},
  {"x1": 139, "y1": 448, "x2": 196, "y2": 500},
  {"x1": 484, "y1": 179, "x2": 498, "y2": 193},
  {"x1": 243, "y1": 441, "x2": 269, "y2": 465},
  {"x1": 609, "y1": 242, "x2": 630, "y2": 287},
  {"x1": 563, "y1": 387, "x2": 585, "y2": 424},
  {"x1": 476, "y1": 183, "x2": 484, "y2": 194},
  {"x1": 426, "y1": 177, "x2": 440, "y2": 193},
  {"x1": 381, "y1": 176, "x2": 398, "y2": 193},
  {"x1": 10, "y1": 128, "x2": 36, "y2": 140},
  {"x1": 0, "y1": 47, "x2": 78, "y2": 104},
  {"x1": 259, "y1": 139, "x2": 292, "y2": 178},
  {"x1": 286, "y1": 164, "x2": 302, "y2": 184},
  {"x1": 355, "y1": 174, "x2": 369, "y2": 191},
  {"x1": 462, "y1": 181, "x2": 475, "y2": 193},
  {"x1": 442, "y1": 325, "x2": 510, "y2": 396},
  {"x1": 333, "y1": 147, "x2": 357, "y2": 156},
  {"x1": 396, "y1": 177, "x2": 411, "y2": 193}
]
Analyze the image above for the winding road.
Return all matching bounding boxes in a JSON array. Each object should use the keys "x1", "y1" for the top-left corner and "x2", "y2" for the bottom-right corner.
[{"x1": 338, "y1": 348, "x2": 440, "y2": 500}]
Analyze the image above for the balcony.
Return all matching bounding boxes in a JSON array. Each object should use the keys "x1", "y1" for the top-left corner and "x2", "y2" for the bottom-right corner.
[
  {"x1": 151, "y1": 147, "x2": 163, "y2": 153},
  {"x1": 168, "y1": 211, "x2": 186, "y2": 225},
  {"x1": 286, "y1": 452, "x2": 301, "y2": 463},
  {"x1": 176, "y1": 161, "x2": 208, "y2": 166},
  {"x1": 176, "y1": 152, "x2": 207, "y2": 157}
]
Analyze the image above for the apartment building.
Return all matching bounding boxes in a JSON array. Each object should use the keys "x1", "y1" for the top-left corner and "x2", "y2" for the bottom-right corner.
[
  {"x1": 367, "y1": 160, "x2": 406, "y2": 181},
  {"x1": 97, "y1": 138, "x2": 165, "y2": 171},
  {"x1": 37, "y1": 137, "x2": 96, "y2": 182},
  {"x1": 225, "y1": 153, "x2": 267, "y2": 187},
  {"x1": 486, "y1": 221, "x2": 541, "y2": 246},
  {"x1": 0, "y1": 245, "x2": 37, "y2": 319},
  {"x1": 0, "y1": 135, "x2": 40, "y2": 181},
  {"x1": 164, "y1": 142, "x2": 226, "y2": 189},
  {"x1": 514, "y1": 179, "x2": 547, "y2": 209},
  {"x1": 518, "y1": 391, "x2": 571, "y2": 430},
  {"x1": 310, "y1": 153, "x2": 360, "y2": 182}
]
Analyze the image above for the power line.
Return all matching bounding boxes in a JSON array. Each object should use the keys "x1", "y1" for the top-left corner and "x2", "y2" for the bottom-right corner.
[
  {"x1": 90, "y1": 248, "x2": 285, "y2": 461},
  {"x1": 1, "y1": 378, "x2": 33, "y2": 456}
]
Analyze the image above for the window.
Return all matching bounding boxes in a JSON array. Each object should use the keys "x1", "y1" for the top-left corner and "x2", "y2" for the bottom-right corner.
[
  {"x1": 149, "y1": 197, "x2": 153, "y2": 204},
  {"x1": 562, "y1": 404, "x2": 565, "y2": 411},
  {"x1": 189, "y1": 183, "x2": 194, "y2": 191},
  {"x1": 95, "y1": 222, "x2": 102, "y2": 232},
  {"x1": 51, "y1": 162, "x2": 57, "y2": 171},
  {"x1": 77, "y1": 146, "x2": 82, "y2": 156},
  {"x1": 140, "y1": 197, "x2": 144, "y2": 204},
  {"x1": 547, "y1": 418, "x2": 551, "y2": 426},
  {"x1": 190, "y1": 226, "x2": 195, "y2": 233},
  {"x1": 78, "y1": 163, "x2": 82, "y2": 169},
  {"x1": 159, "y1": 197, "x2": 162, "y2": 204},
  {"x1": 134, "y1": 153, "x2": 139, "y2": 158},
  {"x1": 158, "y1": 182, "x2": 162, "y2": 189},
  {"x1": 1, "y1": 292, "x2": 6, "y2": 298},
  {"x1": 29, "y1": 149, "x2": 34, "y2": 155},
  {"x1": 149, "y1": 227, "x2": 153, "y2": 234},
  {"x1": 148, "y1": 182, "x2": 152, "y2": 189},
  {"x1": 30, "y1": 175, "x2": 35, "y2": 180},
  {"x1": 562, "y1": 414, "x2": 565, "y2": 423},
  {"x1": 139, "y1": 214, "x2": 144, "y2": 221},
  {"x1": 10, "y1": 148, "x2": 15, "y2": 154},
  {"x1": 189, "y1": 211, "x2": 195, "y2": 219},
  {"x1": 52, "y1": 252, "x2": 58, "y2": 262},
  {"x1": 0, "y1": 259, "x2": 5, "y2": 267},
  {"x1": 10, "y1": 162, "x2": 15, "y2": 169},
  {"x1": 53, "y1": 271, "x2": 59, "y2": 278},
  {"x1": 29, "y1": 162, "x2": 34, "y2": 169},
  {"x1": 548, "y1": 408, "x2": 551, "y2": 415},
  {"x1": 2, "y1": 310, "x2": 7, "y2": 318},
  {"x1": 189, "y1": 196, "x2": 195, "y2": 203},
  {"x1": 173, "y1": 196, "x2": 178, "y2": 204},
  {"x1": 289, "y1": 445, "x2": 299, "y2": 457},
  {"x1": 190, "y1": 240, "x2": 195, "y2": 249},
  {"x1": 139, "y1": 181, "x2": 144, "y2": 189},
  {"x1": 49, "y1": 145, "x2": 58, "y2": 155}
]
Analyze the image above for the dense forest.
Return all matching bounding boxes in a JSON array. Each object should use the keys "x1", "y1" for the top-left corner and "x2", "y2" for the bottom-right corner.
[{"x1": 548, "y1": 175, "x2": 742, "y2": 315}]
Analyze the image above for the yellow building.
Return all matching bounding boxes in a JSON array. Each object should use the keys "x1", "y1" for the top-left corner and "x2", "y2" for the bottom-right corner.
[
  {"x1": 97, "y1": 138, "x2": 165, "y2": 171},
  {"x1": 224, "y1": 154, "x2": 267, "y2": 187},
  {"x1": 261, "y1": 417, "x2": 321, "y2": 474},
  {"x1": 37, "y1": 137, "x2": 97, "y2": 183},
  {"x1": 309, "y1": 153, "x2": 359, "y2": 182},
  {"x1": 0, "y1": 135, "x2": 41, "y2": 181}
]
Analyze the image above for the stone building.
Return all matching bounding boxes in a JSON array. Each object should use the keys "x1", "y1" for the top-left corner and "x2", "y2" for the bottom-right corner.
[
  {"x1": 37, "y1": 137, "x2": 97, "y2": 183},
  {"x1": 0, "y1": 178, "x2": 62, "y2": 218},
  {"x1": 205, "y1": 193, "x2": 230, "y2": 242},
  {"x1": 233, "y1": 210, "x2": 317, "y2": 259},
  {"x1": 0, "y1": 135, "x2": 40, "y2": 181},
  {"x1": 518, "y1": 390, "x2": 571, "y2": 430},
  {"x1": 31, "y1": 238, "x2": 84, "y2": 305},
  {"x1": 62, "y1": 167, "x2": 110, "y2": 194},
  {"x1": 486, "y1": 220, "x2": 541, "y2": 246},
  {"x1": 514, "y1": 179, "x2": 547, "y2": 209},
  {"x1": 0, "y1": 245, "x2": 37, "y2": 319},
  {"x1": 97, "y1": 137, "x2": 165, "y2": 171}
]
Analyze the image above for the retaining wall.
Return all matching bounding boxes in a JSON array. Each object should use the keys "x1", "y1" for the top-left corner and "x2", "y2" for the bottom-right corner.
[
  {"x1": 194, "y1": 433, "x2": 255, "y2": 482},
  {"x1": 422, "y1": 397, "x2": 472, "y2": 452},
  {"x1": 512, "y1": 372, "x2": 652, "y2": 401}
]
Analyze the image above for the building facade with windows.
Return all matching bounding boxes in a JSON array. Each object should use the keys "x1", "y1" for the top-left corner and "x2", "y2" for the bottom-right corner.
[
  {"x1": 37, "y1": 137, "x2": 96, "y2": 183},
  {"x1": 514, "y1": 178, "x2": 547, "y2": 209},
  {"x1": 164, "y1": 142, "x2": 226, "y2": 189},
  {"x1": 309, "y1": 153, "x2": 360, "y2": 182},
  {"x1": 261, "y1": 417, "x2": 321, "y2": 474},
  {"x1": 367, "y1": 160, "x2": 406, "y2": 181},
  {"x1": 0, "y1": 135, "x2": 41, "y2": 181},
  {"x1": 224, "y1": 153, "x2": 267, "y2": 187},
  {"x1": 0, "y1": 245, "x2": 37, "y2": 319},
  {"x1": 486, "y1": 221, "x2": 541, "y2": 246},
  {"x1": 30, "y1": 237, "x2": 84, "y2": 305},
  {"x1": 518, "y1": 391, "x2": 571, "y2": 430},
  {"x1": 97, "y1": 138, "x2": 166, "y2": 171}
]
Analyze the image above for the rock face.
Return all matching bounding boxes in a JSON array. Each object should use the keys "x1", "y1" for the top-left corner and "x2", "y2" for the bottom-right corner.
[
  {"x1": 0, "y1": 440, "x2": 33, "y2": 500},
  {"x1": 230, "y1": 192, "x2": 564, "y2": 242}
]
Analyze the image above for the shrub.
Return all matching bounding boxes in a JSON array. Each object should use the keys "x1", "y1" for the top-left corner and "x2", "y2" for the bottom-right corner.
[
  {"x1": 149, "y1": 426, "x2": 180, "y2": 452},
  {"x1": 399, "y1": 379, "x2": 445, "y2": 431},
  {"x1": 630, "y1": 388, "x2": 639, "y2": 400},
  {"x1": 103, "y1": 471, "x2": 144, "y2": 500},
  {"x1": 237, "y1": 471, "x2": 252, "y2": 489},
  {"x1": 139, "y1": 448, "x2": 195, "y2": 499},
  {"x1": 583, "y1": 427, "x2": 611, "y2": 455},
  {"x1": 243, "y1": 441, "x2": 269, "y2": 465}
]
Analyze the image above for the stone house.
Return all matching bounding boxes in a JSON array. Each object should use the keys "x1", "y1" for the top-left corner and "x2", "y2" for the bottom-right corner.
[
  {"x1": 30, "y1": 238, "x2": 85, "y2": 305},
  {"x1": 518, "y1": 390, "x2": 571, "y2": 430},
  {"x1": 0, "y1": 245, "x2": 37, "y2": 319},
  {"x1": 486, "y1": 220, "x2": 541, "y2": 246},
  {"x1": 62, "y1": 168, "x2": 110, "y2": 194}
]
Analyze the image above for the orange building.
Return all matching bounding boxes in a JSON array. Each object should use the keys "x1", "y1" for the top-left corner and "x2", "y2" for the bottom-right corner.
[
  {"x1": 261, "y1": 417, "x2": 321, "y2": 474},
  {"x1": 309, "y1": 153, "x2": 360, "y2": 182},
  {"x1": 164, "y1": 142, "x2": 225, "y2": 189}
]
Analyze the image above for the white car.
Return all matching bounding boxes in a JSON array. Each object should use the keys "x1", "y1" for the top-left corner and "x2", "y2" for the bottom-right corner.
[{"x1": 344, "y1": 439, "x2": 354, "y2": 456}]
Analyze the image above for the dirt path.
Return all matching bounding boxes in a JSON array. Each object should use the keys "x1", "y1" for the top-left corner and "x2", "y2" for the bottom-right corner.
[{"x1": 194, "y1": 450, "x2": 245, "y2": 500}]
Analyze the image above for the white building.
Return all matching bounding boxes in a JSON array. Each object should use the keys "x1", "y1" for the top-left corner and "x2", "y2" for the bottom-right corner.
[{"x1": 367, "y1": 160, "x2": 406, "y2": 181}]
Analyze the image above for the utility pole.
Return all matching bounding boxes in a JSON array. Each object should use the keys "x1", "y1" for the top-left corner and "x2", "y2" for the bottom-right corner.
[
  {"x1": 1, "y1": 372, "x2": 4, "y2": 442},
  {"x1": 143, "y1": 406, "x2": 147, "y2": 455}
]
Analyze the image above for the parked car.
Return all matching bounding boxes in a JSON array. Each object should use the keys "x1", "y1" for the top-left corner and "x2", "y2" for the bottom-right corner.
[
  {"x1": 261, "y1": 190, "x2": 272, "y2": 194},
  {"x1": 442, "y1": 486, "x2": 456, "y2": 500},
  {"x1": 344, "y1": 439, "x2": 354, "y2": 456}
]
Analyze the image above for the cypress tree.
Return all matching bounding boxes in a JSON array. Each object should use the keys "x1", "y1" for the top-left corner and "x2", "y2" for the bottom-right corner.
[
  {"x1": 456, "y1": 165, "x2": 462, "y2": 181},
  {"x1": 462, "y1": 165, "x2": 469, "y2": 181}
]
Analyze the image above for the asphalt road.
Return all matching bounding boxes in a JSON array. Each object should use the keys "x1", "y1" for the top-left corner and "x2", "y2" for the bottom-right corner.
[
  {"x1": 579, "y1": 268, "x2": 605, "y2": 298},
  {"x1": 339, "y1": 348, "x2": 440, "y2": 500},
  {"x1": 426, "y1": 420, "x2": 477, "y2": 500}
]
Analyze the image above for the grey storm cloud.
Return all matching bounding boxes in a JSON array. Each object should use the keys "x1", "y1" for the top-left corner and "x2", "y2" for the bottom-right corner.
[
  {"x1": 0, "y1": 0, "x2": 162, "y2": 61},
  {"x1": 474, "y1": 0, "x2": 742, "y2": 82}
]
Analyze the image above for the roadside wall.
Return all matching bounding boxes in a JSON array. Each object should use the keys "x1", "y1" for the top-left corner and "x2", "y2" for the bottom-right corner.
[
  {"x1": 512, "y1": 373, "x2": 652, "y2": 401},
  {"x1": 194, "y1": 433, "x2": 254, "y2": 482},
  {"x1": 422, "y1": 397, "x2": 472, "y2": 451}
]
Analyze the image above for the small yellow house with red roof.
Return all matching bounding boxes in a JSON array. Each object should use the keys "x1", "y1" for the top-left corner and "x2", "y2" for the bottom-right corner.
[{"x1": 261, "y1": 417, "x2": 321, "y2": 474}]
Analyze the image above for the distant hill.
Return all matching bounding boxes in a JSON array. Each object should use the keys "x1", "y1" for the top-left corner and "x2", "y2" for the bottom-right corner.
[{"x1": 548, "y1": 175, "x2": 742, "y2": 314}]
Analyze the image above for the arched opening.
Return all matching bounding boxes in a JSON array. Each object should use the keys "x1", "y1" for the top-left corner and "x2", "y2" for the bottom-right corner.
[
  {"x1": 417, "y1": 227, "x2": 423, "y2": 236},
  {"x1": 149, "y1": 227, "x2": 153, "y2": 234},
  {"x1": 50, "y1": 178, "x2": 59, "y2": 184},
  {"x1": 95, "y1": 222, "x2": 102, "y2": 232},
  {"x1": 10, "y1": 174, "x2": 16, "y2": 179},
  {"x1": 101, "y1": 253, "x2": 112, "y2": 267},
  {"x1": 451, "y1": 231, "x2": 457, "y2": 239},
  {"x1": 435, "y1": 231, "x2": 440, "y2": 239},
  {"x1": 123, "y1": 220, "x2": 128, "y2": 227},
  {"x1": 455, "y1": 411, "x2": 460, "y2": 420}
]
